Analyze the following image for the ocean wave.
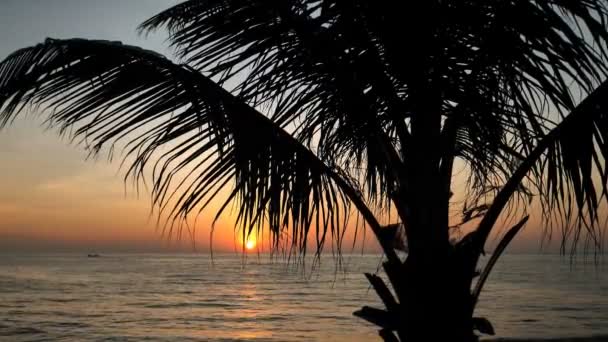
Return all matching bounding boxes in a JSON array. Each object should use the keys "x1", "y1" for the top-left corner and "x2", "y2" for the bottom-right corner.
[
  {"x1": 143, "y1": 302, "x2": 242, "y2": 309},
  {"x1": 1, "y1": 254, "x2": 606, "y2": 341},
  {"x1": 553, "y1": 306, "x2": 588, "y2": 312},
  {"x1": 0, "y1": 326, "x2": 46, "y2": 336},
  {"x1": 44, "y1": 321, "x2": 90, "y2": 329},
  {"x1": 42, "y1": 297, "x2": 81, "y2": 303}
]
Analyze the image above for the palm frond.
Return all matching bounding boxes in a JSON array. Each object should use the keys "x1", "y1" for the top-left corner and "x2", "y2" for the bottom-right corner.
[
  {"x1": 0, "y1": 38, "x2": 377, "y2": 255},
  {"x1": 475, "y1": 80, "x2": 608, "y2": 252},
  {"x1": 473, "y1": 216, "x2": 529, "y2": 306},
  {"x1": 140, "y1": 1, "x2": 608, "y2": 210},
  {"x1": 3, "y1": 0, "x2": 608, "y2": 257},
  {"x1": 139, "y1": 0, "x2": 408, "y2": 206}
]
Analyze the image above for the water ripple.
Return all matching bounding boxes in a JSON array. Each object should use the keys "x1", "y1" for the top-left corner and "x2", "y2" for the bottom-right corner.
[{"x1": 0, "y1": 254, "x2": 606, "y2": 341}]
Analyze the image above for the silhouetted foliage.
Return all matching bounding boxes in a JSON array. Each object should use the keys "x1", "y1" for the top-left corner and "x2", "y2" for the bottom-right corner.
[{"x1": 2, "y1": 1, "x2": 608, "y2": 341}]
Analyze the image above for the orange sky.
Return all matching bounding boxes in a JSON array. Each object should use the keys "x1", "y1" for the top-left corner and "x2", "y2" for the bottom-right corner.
[
  {"x1": 0, "y1": 0, "x2": 560, "y2": 254},
  {"x1": 0, "y1": 112, "x2": 552, "y2": 254},
  {"x1": 0, "y1": 117, "x2": 381, "y2": 253}
]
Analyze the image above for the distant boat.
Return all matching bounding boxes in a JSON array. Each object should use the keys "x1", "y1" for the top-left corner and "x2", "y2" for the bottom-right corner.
[{"x1": 87, "y1": 253, "x2": 100, "y2": 258}]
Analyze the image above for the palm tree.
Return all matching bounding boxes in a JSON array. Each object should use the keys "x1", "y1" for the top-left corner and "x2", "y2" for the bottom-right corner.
[{"x1": 2, "y1": 1, "x2": 608, "y2": 341}]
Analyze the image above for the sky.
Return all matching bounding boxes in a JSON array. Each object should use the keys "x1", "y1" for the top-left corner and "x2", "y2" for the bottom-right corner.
[
  {"x1": 0, "y1": 0, "x2": 211, "y2": 253},
  {"x1": 0, "y1": 0, "x2": 557, "y2": 254}
]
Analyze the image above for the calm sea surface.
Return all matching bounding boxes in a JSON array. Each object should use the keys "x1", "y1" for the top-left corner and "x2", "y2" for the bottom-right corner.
[{"x1": 0, "y1": 254, "x2": 606, "y2": 341}]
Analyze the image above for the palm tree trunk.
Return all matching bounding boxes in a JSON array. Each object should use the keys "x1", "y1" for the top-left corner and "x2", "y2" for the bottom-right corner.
[
  {"x1": 357, "y1": 255, "x2": 479, "y2": 341},
  {"x1": 392, "y1": 255, "x2": 477, "y2": 342},
  {"x1": 359, "y1": 193, "x2": 481, "y2": 341}
]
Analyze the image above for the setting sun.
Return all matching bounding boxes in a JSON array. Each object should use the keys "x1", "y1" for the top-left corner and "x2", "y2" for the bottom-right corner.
[{"x1": 245, "y1": 239, "x2": 256, "y2": 250}]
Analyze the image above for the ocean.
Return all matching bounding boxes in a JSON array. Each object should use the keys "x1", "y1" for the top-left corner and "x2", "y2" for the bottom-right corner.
[{"x1": 0, "y1": 253, "x2": 606, "y2": 341}]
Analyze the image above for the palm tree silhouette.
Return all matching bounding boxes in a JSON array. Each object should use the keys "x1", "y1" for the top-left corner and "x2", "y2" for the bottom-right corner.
[{"x1": 2, "y1": 1, "x2": 608, "y2": 341}]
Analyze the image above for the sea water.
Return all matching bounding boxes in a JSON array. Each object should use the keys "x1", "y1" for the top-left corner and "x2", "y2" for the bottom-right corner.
[{"x1": 0, "y1": 254, "x2": 606, "y2": 341}]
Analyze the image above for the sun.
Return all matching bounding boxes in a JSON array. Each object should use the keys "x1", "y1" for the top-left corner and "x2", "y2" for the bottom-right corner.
[{"x1": 245, "y1": 239, "x2": 256, "y2": 250}]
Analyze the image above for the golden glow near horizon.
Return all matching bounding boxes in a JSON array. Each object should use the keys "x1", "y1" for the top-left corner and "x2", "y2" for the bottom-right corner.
[{"x1": 0, "y1": 115, "x2": 547, "y2": 254}]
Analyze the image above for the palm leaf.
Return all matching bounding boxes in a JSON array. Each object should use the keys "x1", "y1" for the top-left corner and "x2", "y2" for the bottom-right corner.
[
  {"x1": 472, "y1": 216, "x2": 529, "y2": 306},
  {"x1": 3, "y1": 1, "x2": 608, "y2": 259},
  {"x1": 140, "y1": 1, "x2": 608, "y2": 248},
  {"x1": 139, "y1": 0, "x2": 409, "y2": 206},
  {"x1": 0, "y1": 38, "x2": 388, "y2": 256},
  {"x1": 474, "y1": 80, "x2": 608, "y2": 252}
]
